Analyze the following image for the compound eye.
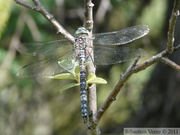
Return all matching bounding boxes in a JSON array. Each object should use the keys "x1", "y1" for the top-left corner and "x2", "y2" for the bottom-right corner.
[{"x1": 75, "y1": 38, "x2": 78, "y2": 42}]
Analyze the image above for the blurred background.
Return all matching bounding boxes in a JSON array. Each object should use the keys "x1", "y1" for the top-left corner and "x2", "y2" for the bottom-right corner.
[{"x1": 0, "y1": 0, "x2": 180, "y2": 134}]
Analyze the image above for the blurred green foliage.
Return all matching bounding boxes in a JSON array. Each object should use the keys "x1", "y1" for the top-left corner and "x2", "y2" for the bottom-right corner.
[
  {"x1": 0, "y1": 0, "x2": 12, "y2": 38},
  {"x1": 0, "y1": 0, "x2": 168, "y2": 134}
]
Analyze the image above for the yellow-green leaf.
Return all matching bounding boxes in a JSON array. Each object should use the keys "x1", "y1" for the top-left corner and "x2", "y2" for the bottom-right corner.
[
  {"x1": 49, "y1": 73, "x2": 76, "y2": 80},
  {"x1": 87, "y1": 73, "x2": 107, "y2": 84}
]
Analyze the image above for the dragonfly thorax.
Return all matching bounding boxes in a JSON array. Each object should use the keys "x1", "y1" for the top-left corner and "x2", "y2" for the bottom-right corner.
[
  {"x1": 74, "y1": 27, "x2": 91, "y2": 51},
  {"x1": 75, "y1": 36, "x2": 88, "y2": 49}
]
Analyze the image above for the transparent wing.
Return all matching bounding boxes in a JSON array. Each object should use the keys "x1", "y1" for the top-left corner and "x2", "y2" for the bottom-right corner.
[
  {"x1": 94, "y1": 46, "x2": 145, "y2": 65},
  {"x1": 93, "y1": 25, "x2": 149, "y2": 45},
  {"x1": 17, "y1": 39, "x2": 73, "y2": 56},
  {"x1": 16, "y1": 39, "x2": 76, "y2": 77},
  {"x1": 17, "y1": 50, "x2": 76, "y2": 77}
]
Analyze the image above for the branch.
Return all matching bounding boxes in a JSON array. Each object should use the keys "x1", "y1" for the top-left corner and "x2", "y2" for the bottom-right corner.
[
  {"x1": 135, "y1": 44, "x2": 180, "y2": 71},
  {"x1": 84, "y1": 0, "x2": 100, "y2": 134},
  {"x1": 96, "y1": 44, "x2": 180, "y2": 121},
  {"x1": 84, "y1": 0, "x2": 94, "y2": 30},
  {"x1": 167, "y1": 0, "x2": 180, "y2": 53},
  {"x1": 160, "y1": 57, "x2": 180, "y2": 71},
  {"x1": 14, "y1": 0, "x2": 74, "y2": 42},
  {"x1": 96, "y1": 0, "x2": 180, "y2": 122}
]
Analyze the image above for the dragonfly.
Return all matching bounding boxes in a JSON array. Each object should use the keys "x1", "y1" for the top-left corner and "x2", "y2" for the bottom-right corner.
[{"x1": 16, "y1": 25, "x2": 149, "y2": 123}]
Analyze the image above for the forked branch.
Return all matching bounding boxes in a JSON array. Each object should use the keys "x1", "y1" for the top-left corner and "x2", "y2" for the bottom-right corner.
[
  {"x1": 96, "y1": 0, "x2": 180, "y2": 122},
  {"x1": 96, "y1": 43, "x2": 180, "y2": 122}
]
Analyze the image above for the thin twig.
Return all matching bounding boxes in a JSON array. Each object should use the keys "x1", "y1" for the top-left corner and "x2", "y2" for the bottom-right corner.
[
  {"x1": 14, "y1": 0, "x2": 35, "y2": 9},
  {"x1": 14, "y1": 0, "x2": 74, "y2": 42},
  {"x1": 167, "y1": 0, "x2": 180, "y2": 53},
  {"x1": 84, "y1": 0, "x2": 99, "y2": 134},
  {"x1": 160, "y1": 57, "x2": 180, "y2": 71},
  {"x1": 135, "y1": 44, "x2": 180, "y2": 71}
]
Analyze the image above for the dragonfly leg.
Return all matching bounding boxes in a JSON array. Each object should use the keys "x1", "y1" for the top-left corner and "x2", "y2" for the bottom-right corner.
[{"x1": 86, "y1": 49, "x2": 96, "y2": 68}]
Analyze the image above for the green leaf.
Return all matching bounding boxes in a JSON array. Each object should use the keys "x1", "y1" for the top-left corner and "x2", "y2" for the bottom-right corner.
[
  {"x1": 87, "y1": 73, "x2": 107, "y2": 84},
  {"x1": 49, "y1": 73, "x2": 76, "y2": 80},
  {"x1": 59, "y1": 83, "x2": 80, "y2": 93}
]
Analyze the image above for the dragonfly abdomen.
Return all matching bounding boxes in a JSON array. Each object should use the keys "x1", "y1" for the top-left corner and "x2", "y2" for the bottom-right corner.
[
  {"x1": 80, "y1": 69, "x2": 88, "y2": 123},
  {"x1": 79, "y1": 48, "x2": 88, "y2": 123}
]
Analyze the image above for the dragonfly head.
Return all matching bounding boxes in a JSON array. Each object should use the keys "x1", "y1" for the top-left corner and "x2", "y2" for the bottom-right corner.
[{"x1": 75, "y1": 27, "x2": 89, "y2": 36}]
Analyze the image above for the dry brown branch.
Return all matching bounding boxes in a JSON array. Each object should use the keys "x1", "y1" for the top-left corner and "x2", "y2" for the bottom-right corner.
[
  {"x1": 96, "y1": 0, "x2": 180, "y2": 123},
  {"x1": 96, "y1": 43, "x2": 180, "y2": 122},
  {"x1": 160, "y1": 57, "x2": 180, "y2": 71},
  {"x1": 83, "y1": 1, "x2": 100, "y2": 134}
]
